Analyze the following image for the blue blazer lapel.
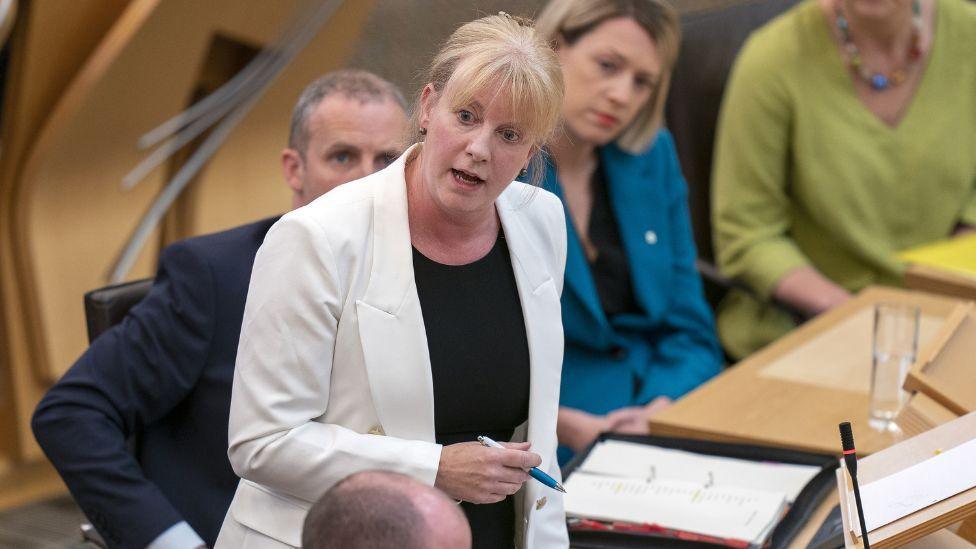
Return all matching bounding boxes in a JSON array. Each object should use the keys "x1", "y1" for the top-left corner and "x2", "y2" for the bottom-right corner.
[
  {"x1": 541, "y1": 161, "x2": 607, "y2": 328},
  {"x1": 601, "y1": 145, "x2": 660, "y2": 318}
]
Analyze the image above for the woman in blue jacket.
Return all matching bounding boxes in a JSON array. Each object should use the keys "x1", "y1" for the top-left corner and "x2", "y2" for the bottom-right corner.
[{"x1": 535, "y1": 0, "x2": 722, "y2": 463}]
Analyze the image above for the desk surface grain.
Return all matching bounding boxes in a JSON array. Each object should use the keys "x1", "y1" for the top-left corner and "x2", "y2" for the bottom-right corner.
[{"x1": 651, "y1": 286, "x2": 962, "y2": 457}]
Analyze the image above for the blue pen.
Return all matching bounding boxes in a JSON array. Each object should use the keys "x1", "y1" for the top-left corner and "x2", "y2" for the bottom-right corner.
[{"x1": 478, "y1": 435, "x2": 567, "y2": 493}]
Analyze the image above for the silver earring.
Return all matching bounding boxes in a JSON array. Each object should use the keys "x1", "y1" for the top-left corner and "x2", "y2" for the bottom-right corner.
[{"x1": 419, "y1": 127, "x2": 427, "y2": 135}]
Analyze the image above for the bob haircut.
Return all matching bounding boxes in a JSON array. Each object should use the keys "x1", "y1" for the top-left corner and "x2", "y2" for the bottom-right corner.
[
  {"x1": 535, "y1": 0, "x2": 680, "y2": 154},
  {"x1": 413, "y1": 13, "x2": 564, "y2": 185}
]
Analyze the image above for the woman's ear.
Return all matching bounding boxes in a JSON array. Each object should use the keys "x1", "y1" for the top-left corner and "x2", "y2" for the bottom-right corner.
[{"x1": 419, "y1": 83, "x2": 437, "y2": 131}]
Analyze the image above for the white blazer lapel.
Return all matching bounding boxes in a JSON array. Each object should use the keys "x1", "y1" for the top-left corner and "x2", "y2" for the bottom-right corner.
[
  {"x1": 497, "y1": 188, "x2": 563, "y2": 475},
  {"x1": 356, "y1": 146, "x2": 436, "y2": 442}
]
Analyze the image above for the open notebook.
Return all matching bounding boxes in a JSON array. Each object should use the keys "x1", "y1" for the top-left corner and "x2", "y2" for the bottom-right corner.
[{"x1": 564, "y1": 440, "x2": 822, "y2": 548}]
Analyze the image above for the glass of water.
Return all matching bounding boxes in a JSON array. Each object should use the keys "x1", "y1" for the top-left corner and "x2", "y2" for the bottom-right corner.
[{"x1": 870, "y1": 303, "x2": 920, "y2": 431}]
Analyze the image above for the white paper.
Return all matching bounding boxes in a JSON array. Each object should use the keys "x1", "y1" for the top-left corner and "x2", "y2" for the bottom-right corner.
[
  {"x1": 564, "y1": 472, "x2": 788, "y2": 545},
  {"x1": 857, "y1": 438, "x2": 976, "y2": 533},
  {"x1": 579, "y1": 440, "x2": 821, "y2": 502}
]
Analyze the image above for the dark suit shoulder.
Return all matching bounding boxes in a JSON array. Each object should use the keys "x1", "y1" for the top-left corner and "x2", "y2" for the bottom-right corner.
[
  {"x1": 164, "y1": 216, "x2": 279, "y2": 267},
  {"x1": 155, "y1": 216, "x2": 280, "y2": 338}
]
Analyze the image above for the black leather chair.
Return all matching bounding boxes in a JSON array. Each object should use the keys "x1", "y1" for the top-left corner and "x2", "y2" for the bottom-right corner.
[
  {"x1": 665, "y1": 0, "x2": 806, "y2": 323},
  {"x1": 83, "y1": 278, "x2": 153, "y2": 343},
  {"x1": 76, "y1": 277, "x2": 153, "y2": 547}
]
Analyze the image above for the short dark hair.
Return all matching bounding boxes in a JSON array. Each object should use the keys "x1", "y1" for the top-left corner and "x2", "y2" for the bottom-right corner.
[
  {"x1": 302, "y1": 472, "x2": 429, "y2": 549},
  {"x1": 288, "y1": 69, "x2": 406, "y2": 158}
]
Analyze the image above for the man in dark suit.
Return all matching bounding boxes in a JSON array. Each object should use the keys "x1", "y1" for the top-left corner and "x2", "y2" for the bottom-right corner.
[{"x1": 31, "y1": 69, "x2": 408, "y2": 549}]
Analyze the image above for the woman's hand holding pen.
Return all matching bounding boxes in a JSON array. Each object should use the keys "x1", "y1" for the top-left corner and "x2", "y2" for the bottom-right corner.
[{"x1": 435, "y1": 441, "x2": 540, "y2": 504}]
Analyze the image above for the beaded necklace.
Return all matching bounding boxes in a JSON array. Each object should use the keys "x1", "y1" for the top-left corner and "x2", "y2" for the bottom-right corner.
[{"x1": 835, "y1": 0, "x2": 923, "y2": 91}]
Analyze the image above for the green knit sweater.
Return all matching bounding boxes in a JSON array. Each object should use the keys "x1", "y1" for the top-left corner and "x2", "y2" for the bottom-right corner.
[{"x1": 712, "y1": 0, "x2": 976, "y2": 359}]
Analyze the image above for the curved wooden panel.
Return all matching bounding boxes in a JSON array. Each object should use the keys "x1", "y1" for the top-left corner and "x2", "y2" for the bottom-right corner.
[
  {"x1": 0, "y1": 0, "x2": 132, "y2": 464},
  {"x1": 2, "y1": 0, "x2": 373, "y2": 462},
  {"x1": 19, "y1": 0, "x2": 166, "y2": 382},
  {"x1": 24, "y1": 0, "x2": 373, "y2": 379}
]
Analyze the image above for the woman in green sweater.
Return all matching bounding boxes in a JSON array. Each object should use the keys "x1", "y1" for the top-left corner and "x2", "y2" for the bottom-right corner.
[{"x1": 712, "y1": 0, "x2": 976, "y2": 359}]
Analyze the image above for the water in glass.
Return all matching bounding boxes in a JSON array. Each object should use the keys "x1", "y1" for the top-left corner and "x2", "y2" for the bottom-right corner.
[{"x1": 870, "y1": 304, "x2": 919, "y2": 431}]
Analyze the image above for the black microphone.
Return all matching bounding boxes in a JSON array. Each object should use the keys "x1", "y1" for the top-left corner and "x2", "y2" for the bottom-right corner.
[{"x1": 839, "y1": 422, "x2": 870, "y2": 548}]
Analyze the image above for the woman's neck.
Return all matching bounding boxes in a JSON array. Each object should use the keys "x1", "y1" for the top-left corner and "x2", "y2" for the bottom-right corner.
[
  {"x1": 838, "y1": 0, "x2": 916, "y2": 54},
  {"x1": 550, "y1": 130, "x2": 598, "y2": 188}
]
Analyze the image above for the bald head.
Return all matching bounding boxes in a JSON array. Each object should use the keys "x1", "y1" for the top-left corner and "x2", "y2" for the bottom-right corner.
[{"x1": 302, "y1": 471, "x2": 471, "y2": 549}]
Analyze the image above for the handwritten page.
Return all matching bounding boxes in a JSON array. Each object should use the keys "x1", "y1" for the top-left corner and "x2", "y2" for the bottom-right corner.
[
  {"x1": 564, "y1": 472, "x2": 788, "y2": 545},
  {"x1": 853, "y1": 438, "x2": 976, "y2": 533},
  {"x1": 579, "y1": 440, "x2": 821, "y2": 502}
]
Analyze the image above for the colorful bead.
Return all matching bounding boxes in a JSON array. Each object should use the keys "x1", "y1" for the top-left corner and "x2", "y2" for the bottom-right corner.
[{"x1": 835, "y1": 0, "x2": 922, "y2": 92}]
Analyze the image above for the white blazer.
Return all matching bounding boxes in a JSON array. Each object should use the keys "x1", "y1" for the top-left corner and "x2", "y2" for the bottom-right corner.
[{"x1": 215, "y1": 146, "x2": 569, "y2": 549}]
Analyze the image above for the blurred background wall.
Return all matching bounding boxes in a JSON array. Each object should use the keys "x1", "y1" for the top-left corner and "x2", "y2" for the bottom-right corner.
[{"x1": 0, "y1": 0, "x2": 749, "y2": 510}]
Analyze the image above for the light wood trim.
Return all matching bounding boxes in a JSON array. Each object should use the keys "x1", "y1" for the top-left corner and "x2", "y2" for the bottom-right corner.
[
  {"x1": 905, "y1": 264, "x2": 976, "y2": 302},
  {"x1": 896, "y1": 393, "x2": 960, "y2": 438},
  {"x1": 903, "y1": 530, "x2": 976, "y2": 548},
  {"x1": 904, "y1": 304, "x2": 976, "y2": 416}
]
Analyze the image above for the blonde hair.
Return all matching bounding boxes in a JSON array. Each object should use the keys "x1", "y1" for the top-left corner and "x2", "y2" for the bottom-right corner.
[
  {"x1": 413, "y1": 13, "x2": 565, "y2": 184},
  {"x1": 535, "y1": 0, "x2": 680, "y2": 153}
]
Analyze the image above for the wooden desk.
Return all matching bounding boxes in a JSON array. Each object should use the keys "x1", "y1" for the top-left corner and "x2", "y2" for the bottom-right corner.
[
  {"x1": 651, "y1": 286, "x2": 962, "y2": 457},
  {"x1": 905, "y1": 264, "x2": 976, "y2": 303},
  {"x1": 649, "y1": 286, "x2": 969, "y2": 547}
]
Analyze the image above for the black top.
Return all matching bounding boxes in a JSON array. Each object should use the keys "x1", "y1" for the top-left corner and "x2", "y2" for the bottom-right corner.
[
  {"x1": 413, "y1": 232, "x2": 530, "y2": 549},
  {"x1": 587, "y1": 160, "x2": 640, "y2": 317}
]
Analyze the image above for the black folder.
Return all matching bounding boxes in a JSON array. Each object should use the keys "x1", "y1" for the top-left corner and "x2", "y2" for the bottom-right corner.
[{"x1": 561, "y1": 433, "x2": 839, "y2": 549}]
